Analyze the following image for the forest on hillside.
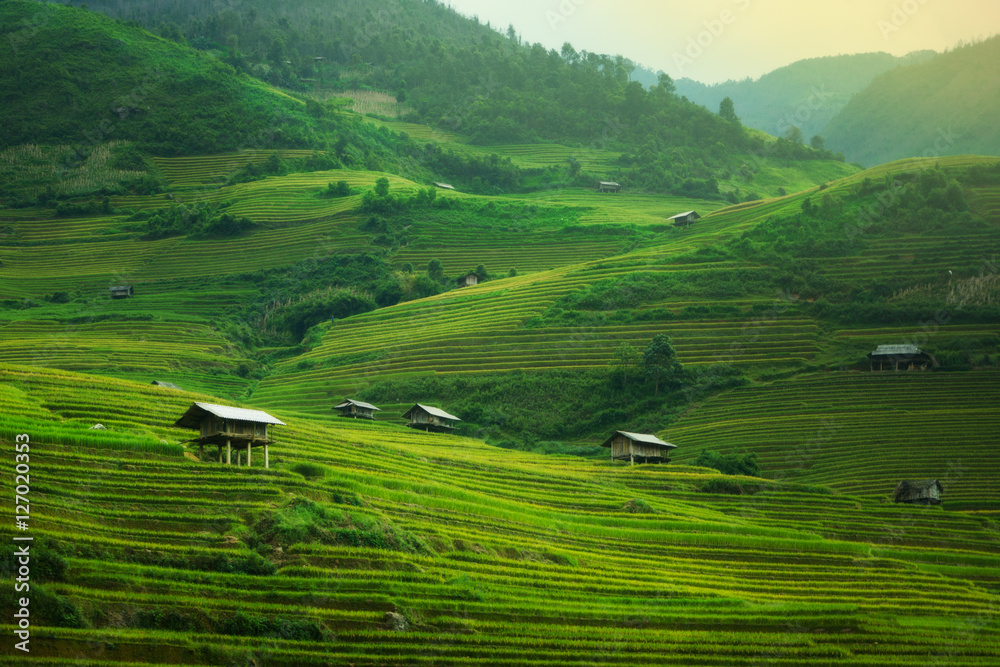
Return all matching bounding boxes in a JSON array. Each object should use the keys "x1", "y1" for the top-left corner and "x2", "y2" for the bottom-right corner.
[{"x1": 68, "y1": 0, "x2": 841, "y2": 195}]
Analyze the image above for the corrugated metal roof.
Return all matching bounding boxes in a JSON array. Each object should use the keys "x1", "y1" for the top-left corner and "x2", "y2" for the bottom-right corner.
[
  {"x1": 871, "y1": 344, "x2": 922, "y2": 356},
  {"x1": 403, "y1": 403, "x2": 461, "y2": 422},
  {"x1": 599, "y1": 181, "x2": 620, "y2": 187},
  {"x1": 173, "y1": 402, "x2": 285, "y2": 430},
  {"x1": 601, "y1": 430, "x2": 676, "y2": 448},
  {"x1": 334, "y1": 399, "x2": 380, "y2": 411},
  {"x1": 668, "y1": 211, "x2": 699, "y2": 220}
]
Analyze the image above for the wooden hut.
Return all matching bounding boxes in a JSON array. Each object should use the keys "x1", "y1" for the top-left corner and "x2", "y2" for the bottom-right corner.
[
  {"x1": 173, "y1": 402, "x2": 285, "y2": 468},
  {"x1": 868, "y1": 344, "x2": 932, "y2": 371},
  {"x1": 601, "y1": 431, "x2": 677, "y2": 465},
  {"x1": 668, "y1": 211, "x2": 701, "y2": 227},
  {"x1": 402, "y1": 404, "x2": 460, "y2": 433},
  {"x1": 892, "y1": 479, "x2": 943, "y2": 505},
  {"x1": 598, "y1": 181, "x2": 621, "y2": 193},
  {"x1": 109, "y1": 285, "x2": 133, "y2": 299},
  {"x1": 333, "y1": 398, "x2": 380, "y2": 420},
  {"x1": 151, "y1": 380, "x2": 182, "y2": 390},
  {"x1": 458, "y1": 272, "x2": 479, "y2": 287},
  {"x1": 434, "y1": 182, "x2": 455, "y2": 191}
]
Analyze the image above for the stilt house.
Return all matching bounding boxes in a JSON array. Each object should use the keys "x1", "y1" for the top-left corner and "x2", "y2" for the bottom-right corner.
[
  {"x1": 868, "y1": 344, "x2": 932, "y2": 371},
  {"x1": 402, "y1": 404, "x2": 460, "y2": 433},
  {"x1": 109, "y1": 285, "x2": 133, "y2": 299},
  {"x1": 601, "y1": 431, "x2": 677, "y2": 465},
  {"x1": 173, "y1": 402, "x2": 285, "y2": 469},
  {"x1": 458, "y1": 272, "x2": 479, "y2": 287},
  {"x1": 892, "y1": 479, "x2": 943, "y2": 505},
  {"x1": 333, "y1": 398, "x2": 380, "y2": 420},
  {"x1": 668, "y1": 211, "x2": 701, "y2": 227},
  {"x1": 598, "y1": 181, "x2": 621, "y2": 193},
  {"x1": 151, "y1": 380, "x2": 182, "y2": 390}
]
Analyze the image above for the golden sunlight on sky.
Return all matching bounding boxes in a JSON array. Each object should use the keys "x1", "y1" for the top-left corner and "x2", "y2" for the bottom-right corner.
[{"x1": 443, "y1": 0, "x2": 1000, "y2": 82}]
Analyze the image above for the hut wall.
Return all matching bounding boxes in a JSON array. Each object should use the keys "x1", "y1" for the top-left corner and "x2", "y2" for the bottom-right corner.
[{"x1": 610, "y1": 436, "x2": 664, "y2": 460}]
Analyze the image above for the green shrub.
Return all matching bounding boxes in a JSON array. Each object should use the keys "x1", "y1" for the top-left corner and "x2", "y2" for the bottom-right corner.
[
  {"x1": 291, "y1": 462, "x2": 326, "y2": 479},
  {"x1": 694, "y1": 449, "x2": 761, "y2": 477}
]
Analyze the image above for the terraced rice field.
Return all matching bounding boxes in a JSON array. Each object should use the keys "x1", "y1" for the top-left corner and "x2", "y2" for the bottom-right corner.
[
  {"x1": 2, "y1": 364, "x2": 998, "y2": 664},
  {"x1": 668, "y1": 371, "x2": 1000, "y2": 510}
]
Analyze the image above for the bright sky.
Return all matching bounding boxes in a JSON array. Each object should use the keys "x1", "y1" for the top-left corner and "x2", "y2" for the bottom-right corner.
[{"x1": 443, "y1": 0, "x2": 1000, "y2": 83}]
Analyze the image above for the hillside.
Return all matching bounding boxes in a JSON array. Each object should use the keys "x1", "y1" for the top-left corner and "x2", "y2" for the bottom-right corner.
[
  {"x1": 2, "y1": 1, "x2": 1000, "y2": 664},
  {"x1": 675, "y1": 51, "x2": 935, "y2": 142},
  {"x1": 73, "y1": 0, "x2": 848, "y2": 199},
  {"x1": 2, "y1": 365, "x2": 1000, "y2": 665},
  {"x1": 823, "y1": 37, "x2": 1000, "y2": 165}
]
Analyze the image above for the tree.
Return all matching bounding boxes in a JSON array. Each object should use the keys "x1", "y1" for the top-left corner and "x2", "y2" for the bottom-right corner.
[
  {"x1": 784, "y1": 125, "x2": 804, "y2": 144},
  {"x1": 719, "y1": 97, "x2": 739, "y2": 124},
  {"x1": 426, "y1": 258, "x2": 444, "y2": 281},
  {"x1": 642, "y1": 334, "x2": 678, "y2": 397},
  {"x1": 374, "y1": 177, "x2": 390, "y2": 197},
  {"x1": 611, "y1": 342, "x2": 640, "y2": 390},
  {"x1": 474, "y1": 264, "x2": 489, "y2": 281},
  {"x1": 810, "y1": 134, "x2": 826, "y2": 151}
]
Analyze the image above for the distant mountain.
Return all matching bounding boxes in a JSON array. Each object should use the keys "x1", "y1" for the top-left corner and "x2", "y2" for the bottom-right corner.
[
  {"x1": 675, "y1": 51, "x2": 934, "y2": 143},
  {"x1": 822, "y1": 37, "x2": 1000, "y2": 165}
]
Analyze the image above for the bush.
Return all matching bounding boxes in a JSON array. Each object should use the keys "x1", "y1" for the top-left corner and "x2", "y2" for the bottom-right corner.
[
  {"x1": 291, "y1": 462, "x2": 326, "y2": 479},
  {"x1": 694, "y1": 449, "x2": 761, "y2": 477}
]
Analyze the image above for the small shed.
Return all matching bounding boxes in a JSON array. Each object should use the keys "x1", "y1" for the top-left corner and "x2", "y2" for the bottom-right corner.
[
  {"x1": 151, "y1": 380, "x2": 182, "y2": 390},
  {"x1": 868, "y1": 344, "x2": 932, "y2": 371},
  {"x1": 402, "y1": 403, "x2": 460, "y2": 433},
  {"x1": 173, "y1": 402, "x2": 285, "y2": 468},
  {"x1": 669, "y1": 211, "x2": 701, "y2": 227},
  {"x1": 601, "y1": 431, "x2": 677, "y2": 465},
  {"x1": 458, "y1": 272, "x2": 479, "y2": 287},
  {"x1": 892, "y1": 479, "x2": 943, "y2": 505},
  {"x1": 434, "y1": 182, "x2": 455, "y2": 191},
  {"x1": 334, "y1": 398, "x2": 380, "y2": 420},
  {"x1": 598, "y1": 181, "x2": 621, "y2": 193},
  {"x1": 109, "y1": 285, "x2": 133, "y2": 299}
]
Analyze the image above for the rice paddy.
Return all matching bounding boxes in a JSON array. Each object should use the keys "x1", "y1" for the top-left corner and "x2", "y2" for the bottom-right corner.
[{"x1": 2, "y1": 137, "x2": 999, "y2": 663}]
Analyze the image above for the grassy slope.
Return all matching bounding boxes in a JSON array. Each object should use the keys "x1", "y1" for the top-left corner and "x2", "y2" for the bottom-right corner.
[
  {"x1": 1, "y1": 364, "x2": 999, "y2": 665},
  {"x1": 0, "y1": 1, "x2": 319, "y2": 156},
  {"x1": 823, "y1": 37, "x2": 1000, "y2": 166}
]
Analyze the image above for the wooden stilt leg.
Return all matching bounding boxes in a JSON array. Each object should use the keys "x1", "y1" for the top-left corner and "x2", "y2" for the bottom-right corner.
[
  {"x1": 226, "y1": 439, "x2": 231, "y2": 465},
  {"x1": 247, "y1": 442, "x2": 252, "y2": 467},
  {"x1": 265, "y1": 444, "x2": 269, "y2": 470}
]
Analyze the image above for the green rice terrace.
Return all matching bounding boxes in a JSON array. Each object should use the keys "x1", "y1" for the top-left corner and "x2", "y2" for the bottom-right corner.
[
  {"x1": 2, "y1": 146, "x2": 999, "y2": 663},
  {"x1": 1, "y1": 2, "x2": 999, "y2": 657},
  {"x1": 1, "y1": 364, "x2": 1000, "y2": 665}
]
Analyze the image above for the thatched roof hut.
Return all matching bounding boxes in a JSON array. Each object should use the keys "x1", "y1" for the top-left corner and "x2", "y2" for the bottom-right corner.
[
  {"x1": 601, "y1": 431, "x2": 677, "y2": 465},
  {"x1": 402, "y1": 403, "x2": 460, "y2": 433},
  {"x1": 668, "y1": 211, "x2": 701, "y2": 227},
  {"x1": 173, "y1": 402, "x2": 285, "y2": 468},
  {"x1": 151, "y1": 380, "x2": 182, "y2": 390},
  {"x1": 892, "y1": 479, "x2": 943, "y2": 505},
  {"x1": 868, "y1": 344, "x2": 932, "y2": 371},
  {"x1": 333, "y1": 398, "x2": 380, "y2": 420}
]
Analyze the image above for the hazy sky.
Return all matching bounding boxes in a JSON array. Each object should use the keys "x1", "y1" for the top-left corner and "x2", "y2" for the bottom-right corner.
[{"x1": 443, "y1": 0, "x2": 1000, "y2": 83}]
